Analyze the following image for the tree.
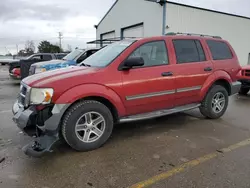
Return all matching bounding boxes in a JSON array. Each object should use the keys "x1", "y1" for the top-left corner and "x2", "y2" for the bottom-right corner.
[
  {"x1": 25, "y1": 40, "x2": 35, "y2": 55},
  {"x1": 38, "y1": 41, "x2": 62, "y2": 53},
  {"x1": 18, "y1": 50, "x2": 27, "y2": 56},
  {"x1": 5, "y1": 52, "x2": 12, "y2": 56}
]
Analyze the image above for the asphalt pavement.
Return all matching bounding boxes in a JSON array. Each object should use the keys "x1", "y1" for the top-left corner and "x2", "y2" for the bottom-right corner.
[{"x1": 0, "y1": 65, "x2": 250, "y2": 188}]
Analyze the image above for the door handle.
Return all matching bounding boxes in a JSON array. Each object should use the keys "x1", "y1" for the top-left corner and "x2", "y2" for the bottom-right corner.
[
  {"x1": 161, "y1": 72, "x2": 173, "y2": 77},
  {"x1": 204, "y1": 67, "x2": 213, "y2": 72}
]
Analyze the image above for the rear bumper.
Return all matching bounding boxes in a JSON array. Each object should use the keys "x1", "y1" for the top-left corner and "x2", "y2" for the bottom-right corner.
[
  {"x1": 9, "y1": 73, "x2": 21, "y2": 80},
  {"x1": 12, "y1": 101, "x2": 70, "y2": 157},
  {"x1": 230, "y1": 81, "x2": 242, "y2": 95}
]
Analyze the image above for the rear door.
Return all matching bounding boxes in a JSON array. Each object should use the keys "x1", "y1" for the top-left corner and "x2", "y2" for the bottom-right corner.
[{"x1": 171, "y1": 38, "x2": 214, "y2": 106}]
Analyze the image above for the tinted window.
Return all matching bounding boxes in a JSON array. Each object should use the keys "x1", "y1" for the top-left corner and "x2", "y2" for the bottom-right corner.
[
  {"x1": 128, "y1": 41, "x2": 169, "y2": 67},
  {"x1": 206, "y1": 40, "x2": 233, "y2": 60},
  {"x1": 42, "y1": 55, "x2": 52, "y2": 61},
  {"x1": 173, "y1": 39, "x2": 206, "y2": 64},
  {"x1": 77, "y1": 52, "x2": 88, "y2": 64}
]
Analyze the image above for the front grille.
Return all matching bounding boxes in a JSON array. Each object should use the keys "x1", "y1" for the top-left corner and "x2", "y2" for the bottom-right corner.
[
  {"x1": 18, "y1": 83, "x2": 30, "y2": 107},
  {"x1": 243, "y1": 70, "x2": 250, "y2": 77}
]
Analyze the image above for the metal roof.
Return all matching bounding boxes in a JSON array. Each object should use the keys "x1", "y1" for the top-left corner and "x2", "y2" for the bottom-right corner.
[{"x1": 96, "y1": 0, "x2": 250, "y2": 28}]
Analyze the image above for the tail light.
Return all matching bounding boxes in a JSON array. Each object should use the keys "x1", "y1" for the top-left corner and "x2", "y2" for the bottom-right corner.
[
  {"x1": 243, "y1": 69, "x2": 250, "y2": 77},
  {"x1": 12, "y1": 68, "x2": 20, "y2": 76}
]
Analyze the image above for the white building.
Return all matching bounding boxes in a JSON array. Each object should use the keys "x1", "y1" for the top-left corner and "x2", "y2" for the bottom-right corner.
[{"x1": 94, "y1": 0, "x2": 250, "y2": 66}]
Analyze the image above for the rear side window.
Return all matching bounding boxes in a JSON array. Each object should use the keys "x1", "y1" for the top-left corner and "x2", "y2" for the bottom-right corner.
[
  {"x1": 206, "y1": 40, "x2": 233, "y2": 60},
  {"x1": 42, "y1": 55, "x2": 52, "y2": 61},
  {"x1": 173, "y1": 39, "x2": 206, "y2": 64}
]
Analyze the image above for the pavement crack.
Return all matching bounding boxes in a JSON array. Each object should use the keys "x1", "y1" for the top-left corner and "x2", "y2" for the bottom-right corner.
[{"x1": 0, "y1": 157, "x2": 5, "y2": 163}]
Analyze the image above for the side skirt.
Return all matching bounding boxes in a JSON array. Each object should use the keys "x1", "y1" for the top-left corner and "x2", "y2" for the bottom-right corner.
[{"x1": 119, "y1": 103, "x2": 201, "y2": 123}]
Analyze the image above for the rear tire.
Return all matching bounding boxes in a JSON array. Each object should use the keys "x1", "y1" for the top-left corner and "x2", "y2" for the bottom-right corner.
[
  {"x1": 61, "y1": 100, "x2": 113, "y2": 152},
  {"x1": 238, "y1": 87, "x2": 249, "y2": 95},
  {"x1": 199, "y1": 85, "x2": 229, "y2": 119}
]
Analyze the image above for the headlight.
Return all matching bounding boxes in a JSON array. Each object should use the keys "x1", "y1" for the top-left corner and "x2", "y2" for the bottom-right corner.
[
  {"x1": 30, "y1": 88, "x2": 54, "y2": 105},
  {"x1": 35, "y1": 67, "x2": 46, "y2": 74}
]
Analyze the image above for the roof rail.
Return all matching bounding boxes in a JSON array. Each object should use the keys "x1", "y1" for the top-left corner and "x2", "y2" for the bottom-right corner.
[
  {"x1": 87, "y1": 37, "x2": 139, "y2": 44},
  {"x1": 165, "y1": 32, "x2": 222, "y2": 39}
]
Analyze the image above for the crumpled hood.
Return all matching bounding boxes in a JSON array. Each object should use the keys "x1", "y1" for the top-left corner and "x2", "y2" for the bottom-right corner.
[
  {"x1": 32, "y1": 59, "x2": 76, "y2": 70},
  {"x1": 23, "y1": 66, "x2": 101, "y2": 88}
]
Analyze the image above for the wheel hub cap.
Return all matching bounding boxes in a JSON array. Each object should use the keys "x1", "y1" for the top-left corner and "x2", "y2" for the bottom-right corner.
[
  {"x1": 211, "y1": 92, "x2": 226, "y2": 114},
  {"x1": 75, "y1": 112, "x2": 105, "y2": 143}
]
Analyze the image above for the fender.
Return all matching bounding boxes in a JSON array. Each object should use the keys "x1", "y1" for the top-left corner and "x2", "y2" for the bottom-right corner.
[
  {"x1": 54, "y1": 84, "x2": 126, "y2": 116},
  {"x1": 200, "y1": 70, "x2": 232, "y2": 100}
]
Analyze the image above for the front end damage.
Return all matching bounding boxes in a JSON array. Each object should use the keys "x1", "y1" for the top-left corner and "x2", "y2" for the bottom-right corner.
[{"x1": 12, "y1": 83, "x2": 69, "y2": 157}]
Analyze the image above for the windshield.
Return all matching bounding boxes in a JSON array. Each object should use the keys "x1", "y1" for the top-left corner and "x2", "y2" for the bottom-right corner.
[
  {"x1": 63, "y1": 49, "x2": 84, "y2": 61},
  {"x1": 79, "y1": 40, "x2": 135, "y2": 67}
]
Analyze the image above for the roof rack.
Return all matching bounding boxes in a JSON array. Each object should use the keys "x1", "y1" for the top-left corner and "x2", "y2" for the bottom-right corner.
[
  {"x1": 165, "y1": 32, "x2": 222, "y2": 39},
  {"x1": 87, "y1": 37, "x2": 138, "y2": 44}
]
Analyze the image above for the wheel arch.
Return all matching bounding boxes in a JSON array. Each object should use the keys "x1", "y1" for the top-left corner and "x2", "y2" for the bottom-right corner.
[
  {"x1": 70, "y1": 96, "x2": 119, "y2": 123},
  {"x1": 55, "y1": 84, "x2": 126, "y2": 122},
  {"x1": 200, "y1": 71, "x2": 232, "y2": 100}
]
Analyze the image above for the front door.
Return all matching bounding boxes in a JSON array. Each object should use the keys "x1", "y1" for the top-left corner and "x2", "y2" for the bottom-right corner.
[
  {"x1": 170, "y1": 38, "x2": 214, "y2": 106},
  {"x1": 120, "y1": 40, "x2": 176, "y2": 115}
]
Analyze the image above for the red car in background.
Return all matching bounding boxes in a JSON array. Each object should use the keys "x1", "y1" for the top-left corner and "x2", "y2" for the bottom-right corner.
[
  {"x1": 237, "y1": 65, "x2": 250, "y2": 95},
  {"x1": 9, "y1": 68, "x2": 21, "y2": 80}
]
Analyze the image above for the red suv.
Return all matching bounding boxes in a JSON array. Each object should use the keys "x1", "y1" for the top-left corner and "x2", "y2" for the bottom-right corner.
[
  {"x1": 12, "y1": 33, "x2": 241, "y2": 157},
  {"x1": 237, "y1": 65, "x2": 250, "y2": 95}
]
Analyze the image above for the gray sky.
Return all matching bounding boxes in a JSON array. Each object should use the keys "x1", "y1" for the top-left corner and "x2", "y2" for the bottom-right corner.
[{"x1": 0, "y1": 0, "x2": 249, "y2": 54}]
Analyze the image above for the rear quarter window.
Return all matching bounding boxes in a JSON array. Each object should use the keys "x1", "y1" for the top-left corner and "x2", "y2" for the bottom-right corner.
[
  {"x1": 42, "y1": 55, "x2": 53, "y2": 61},
  {"x1": 206, "y1": 40, "x2": 233, "y2": 60}
]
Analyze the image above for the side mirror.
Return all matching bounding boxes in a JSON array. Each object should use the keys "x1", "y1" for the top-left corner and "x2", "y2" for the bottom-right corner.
[{"x1": 121, "y1": 57, "x2": 144, "y2": 70}]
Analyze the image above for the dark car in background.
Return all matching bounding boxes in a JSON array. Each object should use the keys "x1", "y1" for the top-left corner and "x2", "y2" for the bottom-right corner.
[{"x1": 9, "y1": 53, "x2": 67, "y2": 80}]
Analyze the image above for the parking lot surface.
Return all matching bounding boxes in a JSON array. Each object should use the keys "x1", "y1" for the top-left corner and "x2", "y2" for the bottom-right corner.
[{"x1": 0, "y1": 65, "x2": 250, "y2": 188}]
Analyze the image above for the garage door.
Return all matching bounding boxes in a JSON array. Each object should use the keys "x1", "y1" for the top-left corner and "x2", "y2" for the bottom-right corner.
[
  {"x1": 122, "y1": 24, "x2": 144, "y2": 38},
  {"x1": 101, "y1": 31, "x2": 115, "y2": 40}
]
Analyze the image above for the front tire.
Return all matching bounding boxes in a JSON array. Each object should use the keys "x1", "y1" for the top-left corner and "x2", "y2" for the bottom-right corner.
[
  {"x1": 61, "y1": 100, "x2": 113, "y2": 152},
  {"x1": 238, "y1": 87, "x2": 249, "y2": 95},
  {"x1": 199, "y1": 85, "x2": 229, "y2": 119}
]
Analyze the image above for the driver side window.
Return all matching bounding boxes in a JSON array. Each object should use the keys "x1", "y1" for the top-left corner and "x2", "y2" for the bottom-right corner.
[{"x1": 128, "y1": 41, "x2": 169, "y2": 67}]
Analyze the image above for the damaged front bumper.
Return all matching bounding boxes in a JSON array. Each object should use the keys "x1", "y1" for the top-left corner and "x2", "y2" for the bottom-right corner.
[{"x1": 12, "y1": 101, "x2": 70, "y2": 157}]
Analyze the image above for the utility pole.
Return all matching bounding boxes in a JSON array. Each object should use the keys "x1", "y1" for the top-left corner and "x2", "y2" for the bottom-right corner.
[
  {"x1": 16, "y1": 44, "x2": 19, "y2": 55},
  {"x1": 58, "y1": 32, "x2": 63, "y2": 52}
]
